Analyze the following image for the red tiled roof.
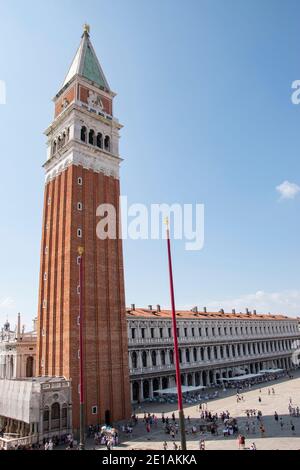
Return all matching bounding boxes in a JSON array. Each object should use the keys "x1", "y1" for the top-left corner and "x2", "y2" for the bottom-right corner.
[{"x1": 126, "y1": 308, "x2": 294, "y2": 321}]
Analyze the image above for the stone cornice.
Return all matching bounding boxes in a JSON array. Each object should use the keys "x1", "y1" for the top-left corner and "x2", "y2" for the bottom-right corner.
[
  {"x1": 45, "y1": 103, "x2": 122, "y2": 137},
  {"x1": 44, "y1": 142, "x2": 121, "y2": 182}
]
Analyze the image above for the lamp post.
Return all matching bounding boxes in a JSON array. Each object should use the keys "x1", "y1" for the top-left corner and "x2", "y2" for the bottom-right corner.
[
  {"x1": 165, "y1": 219, "x2": 187, "y2": 450},
  {"x1": 78, "y1": 246, "x2": 85, "y2": 450}
]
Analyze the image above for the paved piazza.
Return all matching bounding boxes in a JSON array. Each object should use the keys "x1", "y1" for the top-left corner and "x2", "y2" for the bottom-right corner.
[{"x1": 104, "y1": 373, "x2": 300, "y2": 451}]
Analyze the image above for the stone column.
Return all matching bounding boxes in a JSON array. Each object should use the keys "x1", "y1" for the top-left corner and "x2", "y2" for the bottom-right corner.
[
  {"x1": 157, "y1": 350, "x2": 162, "y2": 366},
  {"x1": 149, "y1": 379, "x2": 154, "y2": 399},
  {"x1": 192, "y1": 373, "x2": 196, "y2": 386},
  {"x1": 204, "y1": 348, "x2": 208, "y2": 362},
  {"x1": 130, "y1": 383, "x2": 133, "y2": 403},
  {"x1": 140, "y1": 380, "x2": 144, "y2": 401},
  {"x1": 137, "y1": 351, "x2": 142, "y2": 368}
]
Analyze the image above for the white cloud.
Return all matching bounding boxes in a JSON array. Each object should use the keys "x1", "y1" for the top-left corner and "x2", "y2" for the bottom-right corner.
[
  {"x1": 190, "y1": 290, "x2": 300, "y2": 317},
  {"x1": 276, "y1": 180, "x2": 300, "y2": 200},
  {"x1": 0, "y1": 297, "x2": 14, "y2": 308}
]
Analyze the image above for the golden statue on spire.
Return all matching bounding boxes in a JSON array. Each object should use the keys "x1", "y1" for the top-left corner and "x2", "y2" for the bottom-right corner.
[{"x1": 83, "y1": 23, "x2": 90, "y2": 35}]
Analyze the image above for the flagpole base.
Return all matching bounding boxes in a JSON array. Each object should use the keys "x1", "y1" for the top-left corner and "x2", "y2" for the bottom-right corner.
[{"x1": 179, "y1": 409, "x2": 187, "y2": 450}]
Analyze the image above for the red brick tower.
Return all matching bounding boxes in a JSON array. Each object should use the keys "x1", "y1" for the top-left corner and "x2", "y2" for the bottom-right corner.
[{"x1": 36, "y1": 25, "x2": 131, "y2": 432}]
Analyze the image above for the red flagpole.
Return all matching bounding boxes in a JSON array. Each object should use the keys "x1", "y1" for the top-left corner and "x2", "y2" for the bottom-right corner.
[
  {"x1": 165, "y1": 219, "x2": 187, "y2": 450},
  {"x1": 78, "y1": 246, "x2": 85, "y2": 450}
]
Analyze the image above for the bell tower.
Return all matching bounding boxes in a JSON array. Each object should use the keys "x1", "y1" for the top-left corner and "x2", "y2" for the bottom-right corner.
[{"x1": 36, "y1": 26, "x2": 131, "y2": 431}]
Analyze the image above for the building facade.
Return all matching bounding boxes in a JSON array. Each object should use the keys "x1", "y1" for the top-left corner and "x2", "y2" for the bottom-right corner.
[
  {"x1": 36, "y1": 26, "x2": 130, "y2": 431},
  {"x1": 0, "y1": 316, "x2": 72, "y2": 448},
  {"x1": 0, "y1": 314, "x2": 36, "y2": 380},
  {"x1": 127, "y1": 306, "x2": 300, "y2": 402},
  {"x1": 1, "y1": 306, "x2": 299, "y2": 416}
]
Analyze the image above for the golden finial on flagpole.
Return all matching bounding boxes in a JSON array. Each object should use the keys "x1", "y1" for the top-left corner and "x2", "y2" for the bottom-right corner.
[{"x1": 78, "y1": 246, "x2": 84, "y2": 256}]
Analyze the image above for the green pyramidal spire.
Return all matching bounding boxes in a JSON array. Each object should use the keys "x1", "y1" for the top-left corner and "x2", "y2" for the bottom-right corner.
[{"x1": 62, "y1": 25, "x2": 110, "y2": 91}]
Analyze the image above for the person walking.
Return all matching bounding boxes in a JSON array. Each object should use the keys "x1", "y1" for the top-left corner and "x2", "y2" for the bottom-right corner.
[
  {"x1": 199, "y1": 439, "x2": 205, "y2": 451},
  {"x1": 291, "y1": 423, "x2": 295, "y2": 435},
  {"x1": 260, "y1": 425, "x2": 265, "y2": 438},
  {"x1": 163, "y1": 441, "x2": 168, "y2": 450},
  {"x1": 237, "y1": 434, "x2": 245, "y2": 450}
]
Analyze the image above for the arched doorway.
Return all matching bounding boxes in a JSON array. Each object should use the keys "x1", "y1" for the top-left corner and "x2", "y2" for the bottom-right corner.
[
  {"x1": 162, "y1": 377, "x2": 169, "y2": 389},
  {"x1": 187, "y1": 374, "x2": 193, "y2": 386},
  {"x1": 133, "y1": 382, "x2": 139, "y2": 402},
  {"x1": 153, "y1": 378, "x2": 159, "y2": 393},
  {"x1": 143, "y1": 380, "x2": 150, "y2": 399},
  {"x1": 26, "y1": 356, "x2": 34, "y2": 377},
  {"x1": 51, "y1": 403, "x2": 60, "y2": 431},
  {"x1": 195, "y1": 372, "x2": 200, "y2": 386},
  {"x1": 202, "y1": 371, "x2": 207, "y2": 386}
]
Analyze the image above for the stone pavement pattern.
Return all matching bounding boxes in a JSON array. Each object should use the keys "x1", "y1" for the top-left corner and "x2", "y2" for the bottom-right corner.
[{"x1": 108, "y1": 373, "x2": 300, "y2": 450}]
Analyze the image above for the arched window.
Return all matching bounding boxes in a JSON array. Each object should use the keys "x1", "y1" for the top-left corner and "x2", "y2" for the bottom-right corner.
[
  {"x1": 179, "y1": 349, "x2": 182, "y2": 363},
  {"x1": 62, "y1": 404, "x2": 68, "y2": 428},
  {"x1": 62, "y1": 132, "x2": 66, "y2": 146},
  {"x1": 89, "y1": 129, "x2": 95, "y2": 145},
  {"x1": 57, "y1": 136, "x2": 62, "y2": 150},
  {"x1": 96, "y1": 133, "x2": 103, "y2": 148},
  {"x1": 193, "y1": 347, "x2": 197, "y2": 362},
  {"x1": 132, "y1": 351, "x2": 137, "y2": 369},
  {"x1": 200, "y1": 347, "x2": 204, "y2": 361},
  {"x1": 169, "y1": 350, "x2": 174, "y2": 364},
  {"x1": 81, "y1": 126, "x2": 87, "y2": 142},
  {"x1": 104, "y1": 135, "x2": 110, "y2": 152},
  {"x1": 26, "y1": 356, "x2": 34, "y2": 378},
  {"x1": 43, "y1": 406, "x2": 50, "y2": 431},
  {"x1": 52, "y1": 140, "x2": 57, "y2": 155},
  {"x1": 51, "y1": 403, "x2": 60, "y2": 430},
  {"x1": 186, "y1": 349, "x2": 190, "y2": 363},
  {"x1": 161, "y1": 350, "x2": 166, "y2": 365},
  {"x1": 142, "y1": 351, "x2": 147, "y2": 368},
  {"x1": 207, "y1": 347, "x2": 211, "y2": 361},
  {"x1": 151, "y1": 350, "x2": 157, "y2": 367}
]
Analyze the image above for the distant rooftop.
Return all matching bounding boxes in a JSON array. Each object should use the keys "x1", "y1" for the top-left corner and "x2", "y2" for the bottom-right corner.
[{"x1": 126, "y1": 307, "x2": 295, "y2": 321}]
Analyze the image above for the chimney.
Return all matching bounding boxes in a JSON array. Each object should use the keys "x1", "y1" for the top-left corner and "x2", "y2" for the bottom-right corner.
[
  {"x1": 148, "y1": 305, "x2": 153, "y2": 311},
  {"x1": 131, "y1": 304, "x2": 135, "y2": 311},
  {"x1": 191, "y1": 306, "x2": 198, "y2": 313},
  {"x1": 232, "y1": 309, "x2": 236, "y2": 314},
  {"x1": 203, "y1": 307, "x2": 207, "y2": 313},
  {"x1": 157, "y1": 304, "x2": 161, "y2": 312},
  {"x1": 219, "y1": 308, "x2": 224, "y2": 314},
  {"x1": 253, "y1": 309, "x2": 257, "y2": 315},
  {"x1": 246, "y1": 308, "x2": 250, "y2": 314}
]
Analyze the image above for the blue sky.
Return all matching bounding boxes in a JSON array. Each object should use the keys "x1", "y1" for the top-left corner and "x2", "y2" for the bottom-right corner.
[{"x1": 0, "y1": 0, "x2": 300, "y2": 328}]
